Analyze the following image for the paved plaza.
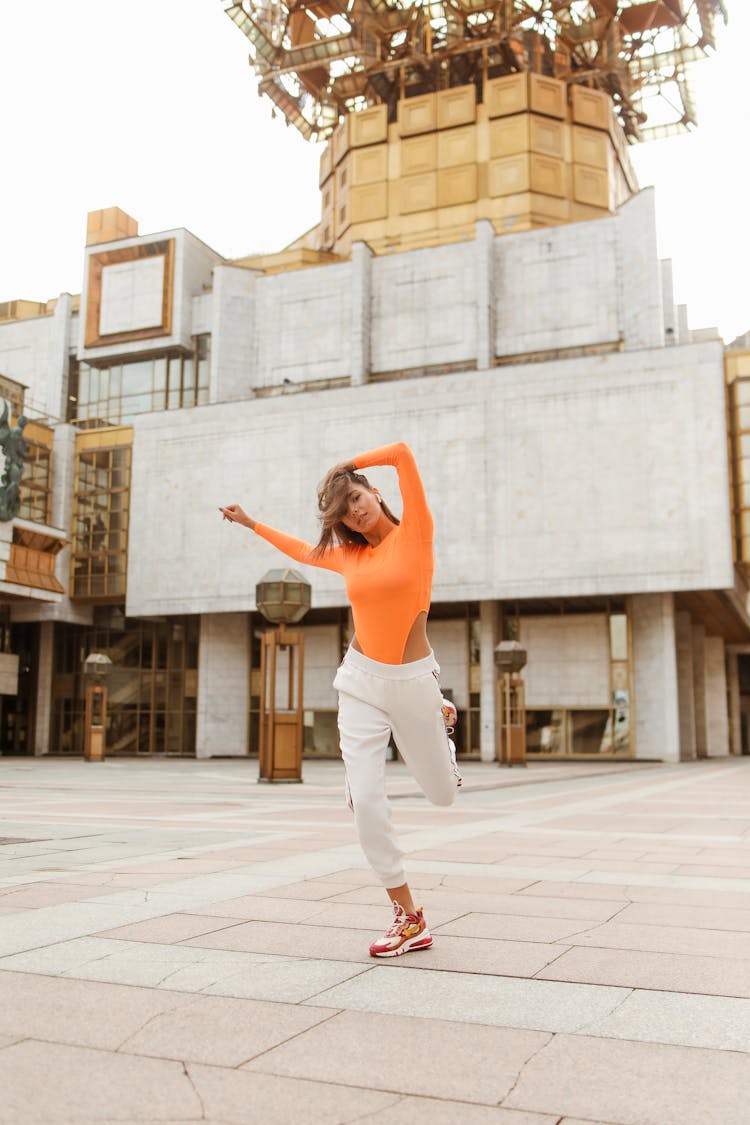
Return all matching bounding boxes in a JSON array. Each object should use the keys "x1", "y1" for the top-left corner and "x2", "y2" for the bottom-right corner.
[{"x1": 1, "y1": 755, "x2": 750, "y2": 1124}]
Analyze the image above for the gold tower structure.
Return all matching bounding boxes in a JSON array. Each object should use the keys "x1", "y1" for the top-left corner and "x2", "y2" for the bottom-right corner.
[{"x1": 221, "y1": 0, "x2": 727, "y2": 255}]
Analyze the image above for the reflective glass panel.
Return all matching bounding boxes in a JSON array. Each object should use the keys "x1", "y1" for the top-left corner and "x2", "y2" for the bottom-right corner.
[
  {"x1": 526, "y1": 710, "x2": 565, "y2": 755},
  {"x1": 570, "y1": 710, "x2": 611, "y2": 754}
]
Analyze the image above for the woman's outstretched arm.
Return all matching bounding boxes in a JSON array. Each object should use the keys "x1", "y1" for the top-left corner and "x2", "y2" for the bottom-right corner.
[
  {"x1": 352, "y1": 442, "x2": 433, "y2": 539},
  {"x1": 219, "y1": 504, "x2": 345, "y2": 574}
]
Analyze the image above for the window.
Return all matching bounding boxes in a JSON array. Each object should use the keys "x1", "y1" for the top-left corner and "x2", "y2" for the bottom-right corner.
[
  {"x1": 70, "y1": 336, "x2": 210, "y2": 425},
  {"x1": 18, "y1": 423, "x2": 52, "y2": 525},
  {"x1": 51, "y1": 615, "x2": 199, "y2": 756},
  {"x1": 71, "y1": 431, "x2": 132, "y2": 601}
]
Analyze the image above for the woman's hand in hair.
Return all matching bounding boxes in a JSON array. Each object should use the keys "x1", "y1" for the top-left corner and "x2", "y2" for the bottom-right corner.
[
  {"x1": 219, "y1": 504, "x2": 255, "y2": 530},
  {"x1": 328, "y1": 459, "x2": 356, "y2": 478}
]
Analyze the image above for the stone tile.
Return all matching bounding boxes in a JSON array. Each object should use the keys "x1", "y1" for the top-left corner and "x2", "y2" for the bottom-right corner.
[
  {"x1": 119, "y1": 994, "x2": 334, "y2": 1066},
  {"x1": 613, "y1": 900, "x2": 750, "y2": 932},
  {"x1": 188, "y1": 893, "x2": 333, "y2": 922},
  {"x1": 0, "y1": 936, "x2": 139, "y2": 975},
  {"x1": 434, "y1": 911, "x2": 593, "y2": 943},
  {"x1": 305, "y1": 964, "x2": 628, "y2": 1033},
  {"x1": 436, "y1": 874, "x2": 536, "y2": 894},
  {"x1": 200, "y1": 955, "x2": 371, "y2": 1003},
  {"x1": 245, "y1": 1009, "x2": 549, "y2": 1104},
  {"x1": 0, "y1": 970, "x2": 199, "y2": 1049},
  {"x1": 568, "y1": 919, "x2": 750, "y2": 959},
  {"x1": 536, "y1": 945, "x2": 750, "y2": 998},
  {"x1": 0, "y1": 902, "x2": 161, "y2": 958},
  {"x1": 363, "y1": 1098, "x2": 557, "y2": 1124},
  {"x1": 329, "y1": 886, "x2": 620, "y2": 922},
  {"x1": 259, "y1": 879, "x2": 365, "y2": 901},
  {"x1": 584, "y1": 988, "x2": 750, "y2": 1052},
  {"x1": 518, "y1": 881, "x2": 630, "y2": 902},
  {"x1": 188, "y1": 1062, "x2": 399, "y2": 1124},
  {"x1": 293, "y1": 901, "x2": 463, "y2": 931},
  {"x1": 183, "y1": 919, "x2": 561, "y2": 977},
  {"x1": 0, "y1": 1039, "x2": 201, "y2": 1123},
  {"x1": 503, "y1": 1033, "x2": 750, "y2": 1124},
  {"x1": 0, "y1": 882, "x2": 101, "y2": 909},
  {"x1": 97, "y1": 912, "x2": 245, "y2": 943}
]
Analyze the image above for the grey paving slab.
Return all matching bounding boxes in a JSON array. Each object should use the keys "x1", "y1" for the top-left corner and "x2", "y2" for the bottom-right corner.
[
  {"x1": 503, "y1": 1033, "x2": 750, "y2": 1125},
  {"x1": 244, "y1": 1008, "x2": 550, "y2": 1104},
  {"x1": 304, "y1": 964, "x2": 629, "y2": 1033},
  {"x1": 0, "y1": 1039, "x2": 202, "y2": 1124},
  {"x1": 582, "y1": 987, "x2": 750, "y2": 1052},
  {"x1": 536, "y1": 945, "x2": 750, "y2": 998}
]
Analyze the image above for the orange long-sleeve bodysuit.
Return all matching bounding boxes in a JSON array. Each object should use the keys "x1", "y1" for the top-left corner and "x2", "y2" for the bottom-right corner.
[{"x1": 252, "y1": 442, "x2": 433, "y2": 664}]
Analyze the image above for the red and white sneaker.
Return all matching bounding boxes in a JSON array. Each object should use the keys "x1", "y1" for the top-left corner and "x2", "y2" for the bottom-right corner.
[{"x1": 369, "y1": 901, "x2": 433, "y2": 958}]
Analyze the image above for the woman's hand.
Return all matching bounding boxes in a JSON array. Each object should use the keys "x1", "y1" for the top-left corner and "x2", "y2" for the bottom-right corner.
[
  {"x1": 328, "y1": 459, "x2": 355, "y2": 478},
  {"x1": 219, "y1": 504, "x2": 255, "y2": 530}
]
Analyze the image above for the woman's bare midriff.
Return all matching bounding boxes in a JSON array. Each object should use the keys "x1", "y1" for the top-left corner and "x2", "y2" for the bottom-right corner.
[{"x1": 351, "y1": 611, "x2": 431, "y2": 664}]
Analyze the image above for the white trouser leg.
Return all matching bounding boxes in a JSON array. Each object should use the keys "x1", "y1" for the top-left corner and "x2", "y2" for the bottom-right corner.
[
  {"x1": 334, "y1": 648, "x2": 457, "y2": 887},
  {"x1": 389, "y1": 673, "x2": 457, "y2": 808},
  {"x1": 337, "y1": 687, "x2": 405, "y2": 886}
]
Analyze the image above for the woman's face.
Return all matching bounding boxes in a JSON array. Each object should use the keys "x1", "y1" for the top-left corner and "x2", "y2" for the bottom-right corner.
[{"x1": 340, "y1": 481, "x2": 382, "y2": 534}]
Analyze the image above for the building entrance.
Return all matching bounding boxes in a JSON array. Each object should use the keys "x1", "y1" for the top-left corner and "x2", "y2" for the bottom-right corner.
[
  {"x1": 0, "y1": 623, "x2": 38, "y2": 755},
  {"x1": 51, "y1": 615, "x2": 198, "y2": 755}
]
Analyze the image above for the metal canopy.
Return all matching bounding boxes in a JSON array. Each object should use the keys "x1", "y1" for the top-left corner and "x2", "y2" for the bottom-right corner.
[{"x1": 220, "y1": 0, "x2": 727, "y2": 141}]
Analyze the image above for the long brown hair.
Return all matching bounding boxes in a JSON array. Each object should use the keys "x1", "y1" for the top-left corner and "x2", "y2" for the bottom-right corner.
[{"x1": 312, "y1": 467, "x2": 400, "y2": 558}]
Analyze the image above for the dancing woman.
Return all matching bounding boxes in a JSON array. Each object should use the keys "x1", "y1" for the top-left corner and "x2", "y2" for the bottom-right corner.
[{"x1": 220, "y1": 441, "x2": 461, "y2": 957}]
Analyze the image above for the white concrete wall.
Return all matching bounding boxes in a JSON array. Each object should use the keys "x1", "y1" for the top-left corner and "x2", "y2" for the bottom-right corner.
[
  {"x1": 78, "y1": 229, "x2": 221, "y2": 363},
  {"x1": 126, "y1": 339, "x2": 731, "y2": 618},
  {"x1": 254, "y1": 262, "x2": 353, "y2": 387},
  {"x1": 0, "y1": 299, "x2": 72, "y2": 419},
  {"x1": 520, "y1": 614, "x2": 609, "y2": 708},
  {"x1": 495, "y1": 219, "x2": 619, "y2": 357},
  {"x1": 196, "y1": 612, "x2": 249, "y2": 758},
  {"x1": 618, "y1": 189, "x2": 664, "y2": 350},
  {"x1": 210, "y1": 266, "x2": 258, "y2": 403},
  {"x1": 631, "y1": 592, "x2": 680, "y2": 761},
  {"x1": 371, "y1": 241, "x2": 477, "y2": 373},
  {"x1": 704, "y1": 635, "x2": 729, "y2": 757}
]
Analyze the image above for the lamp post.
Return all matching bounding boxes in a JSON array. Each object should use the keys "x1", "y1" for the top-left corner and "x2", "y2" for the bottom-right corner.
[
  {"x1": 494, "y1": 640, "x2": 528, "y2": 767},
  {"x1": 255, "y1": 568, "x2": 311, "y2": 782},
  {"x1": 82, "y1": 653, "x2": 113, "y2": 762}
]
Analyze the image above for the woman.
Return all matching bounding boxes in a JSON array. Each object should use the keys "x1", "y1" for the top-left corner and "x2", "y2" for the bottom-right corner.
[{"x1": 220, "y1": 441, "x2": 461, "y2": 958}]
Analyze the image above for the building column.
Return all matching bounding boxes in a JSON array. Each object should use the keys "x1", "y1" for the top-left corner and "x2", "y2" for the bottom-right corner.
[
  {"x1": 479, "y1": 599, "x2": 498, "y2": 763},
  {"x1": 692, "y1": 624, "x2": 707, "y2": 758},
  {"x1": 704, "y1": 636, "x2": 730, "y2": 757},
  {"x1": 350, "y1": 241, "x2": 373, "y2": 385},
  {"x1": 196, "y1": 613, "x2": 249, "y2": 758},
  {"x1": 631, "y1": 593, "x2": 680, "y2": 761},
  {"x1": 475, "y1": 220, "x2": 495, "y2": 372},
  {"x1": 674, "y1": 610, "x2": 696, "y2": 760},
  {"x1": 727, "y1": 649, "x2": 741, "y2": 756},
  {"x1": 33, "y1": 622, "x2": 54, "y2": 756}
]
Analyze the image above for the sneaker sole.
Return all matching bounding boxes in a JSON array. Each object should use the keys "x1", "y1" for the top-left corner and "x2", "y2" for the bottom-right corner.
[{"x1": 369, "y1": 933, "x2": 433, "y2": 958}]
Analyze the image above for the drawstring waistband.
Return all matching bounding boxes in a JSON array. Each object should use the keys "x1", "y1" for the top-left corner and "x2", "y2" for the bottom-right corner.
[{"x1": 342, "y1": 645, "x2": 437, "y2": 681}]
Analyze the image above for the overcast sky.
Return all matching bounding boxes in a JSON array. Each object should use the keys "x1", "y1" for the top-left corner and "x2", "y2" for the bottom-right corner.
[{"x1": 1, "y1": 1, "x2": 745, "y2": 342}]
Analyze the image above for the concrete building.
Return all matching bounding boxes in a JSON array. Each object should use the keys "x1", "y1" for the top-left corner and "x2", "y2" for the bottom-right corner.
[{"x1": 0, "y1": 71, "x2": 747, "y2": 764}]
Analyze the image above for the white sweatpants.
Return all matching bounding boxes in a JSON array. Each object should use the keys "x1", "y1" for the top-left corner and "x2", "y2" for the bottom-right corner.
[{"x1": 333, "y1": 646, "x2": 457, "y2": 887}]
